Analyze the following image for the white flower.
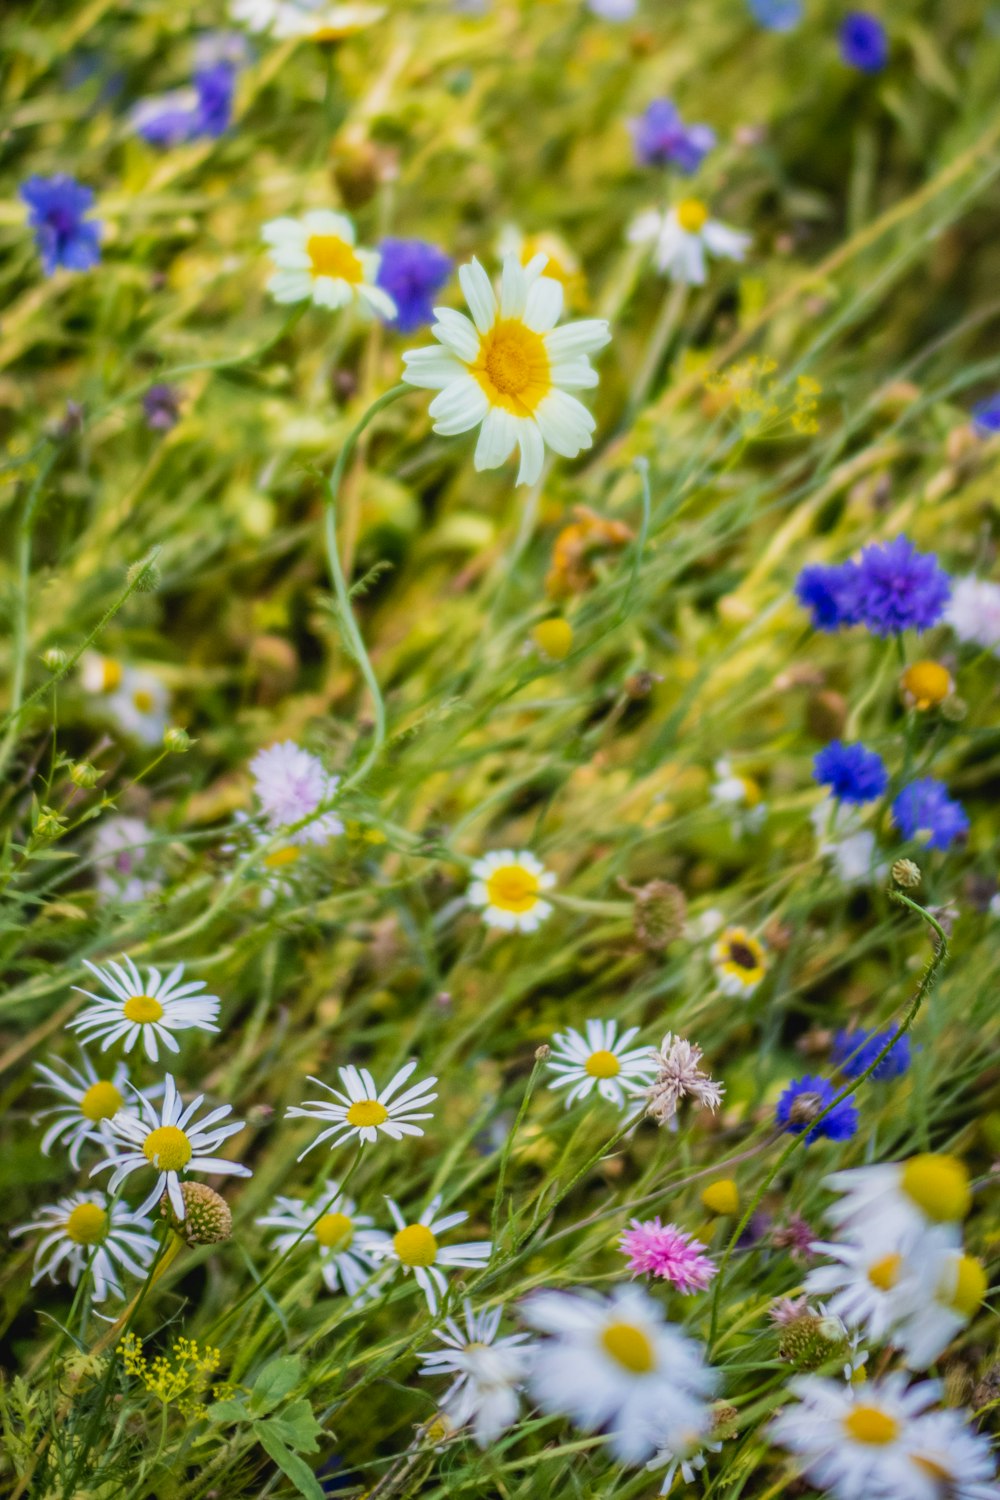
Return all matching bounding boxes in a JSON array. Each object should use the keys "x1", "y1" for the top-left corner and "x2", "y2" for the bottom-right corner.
[
  {"x1": 546, "y1": 1019, "x2": 656, "y2": 1110},
  {"x1": 647, "y1": 1437, "x2": 722, "y2": 1494},
  {"x1": 231, "y1": 0, "x2": 383, "y2": 36},
  {"x1": 368, "y1": 1195, "x2": 492, "y2": 1314},
  {"x1": 804, "y1": 1238, "x2": 927, "y2": 1346},
  {"x1": 93, "y1": 1074, "x2": 250, "y2": 1219},
  {"x1": 68, "y1": 956, "x2": 220, "y2": 1063},
  {"x1": 249, "y1": 741, "x2": 344, "y2": 845},
  {"x1": 892, "y1": 1247, "x2": 988, "y2": 1371},
  {"x1": 286, "y1": 1060, "x2": 437, "y2": 1154},
  {"x1": 588, "y1": 0, "x2": 638, "y2": 17},
  {"x1": 402, "y1": 253, "x2": 610, "y2": 486},
  {"x1": 33, "y1": 1050, "x2": 131, "y2": 1168},
  {"x1": 256, "y1": 1180, "x2": 385, "y2": 1297},
  {"x1": 261, "y1": 211, "x2": 394, "y2": 316},
  {"x1": 946, "y1": 575, "x2": 1000, "y2": 654},
  {"x1": 11, "y1": 1191, "x2": 158, "y2": 1302},
  {"x1": 80, "y1": 653, "x2": 169, "y2": 744},
  {"x1": 812, "y1": 797, "x2": 887, "y2": 887},
  {"x1": 822, "y1": 1154, "x2": 969, "y2": 1253},
  {"x1": 709, "y1": 926, "x2": 768, "y2": 997},
  {"x1": 628, "y1": 200, "x2": 750, "y2": 286},
  {"x1": 522, "y1": 1284, "x2": 716, "y2": 1464},
  {"x1": 91, "y1": 816, "x2": 159, "y2": 904},
  {"x1": 417, "y1": 1299, "x2": 534, "y2": 1445},
  {"x1": 710, "y1": 758, "x2": 766, "y2": 837},
  {"x1": 467, "y1": 849, "x2": 556, "y2": 933}
]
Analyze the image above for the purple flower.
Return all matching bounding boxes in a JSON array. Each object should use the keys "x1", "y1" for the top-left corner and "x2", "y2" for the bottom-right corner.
[
  {"x1": 747, "y1": 0, "x2": 802, "y2": 29},
  {"x1": 892, "y1": 778, "x2": 969, "y2": 851},
  {"x1": 971, "y1": 393, "x2": 1000, "y2": 438},
  {"x1": 813, "y1": 741, "x2": 888, "y2": 804},
  {"x1": 794, "y1": 562, "x2": 861, "y2": 631},
  {"x1": 619, "y1": 1218, "x2": 717, "y2": 1292},
  {"x1": 142, "y1": 384, "x2": 182, "y2": 432},
  {"x1": 849, "y1": 537, "x2": 950, "y2": 636},
  {"x1": 134, "y1": 61, "x2": 237, "y2": 147},
  {"x1": 192, "y1": 62, "x2": 237, "y2": 137},
  {"x1": 20, "y1": 175, "x2": 101, "y2": 276},
  {"x1": 631, "y1": 100, "x2": 716, "y2": 175},
  {"x1": 833, "y1": 1028, "x2": 911, "y2": 1081},
  {"x1": 840, "y1": 12, "x2": 889, "y2": 73},
  {"x1": 375, "y1": 238, "x2": 452, "y2": 333},
  {"x1": 776, "y1": 1076, "x2": 858, "y2": 1144}
]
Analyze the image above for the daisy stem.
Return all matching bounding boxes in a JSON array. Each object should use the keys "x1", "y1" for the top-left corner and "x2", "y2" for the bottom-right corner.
[{"x1": 490, "y1": 1053, "x2": 546, "y2": 1249}]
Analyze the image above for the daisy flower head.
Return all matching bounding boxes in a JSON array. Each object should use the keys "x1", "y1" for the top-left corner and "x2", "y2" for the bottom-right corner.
[
  {"x1": 648, "y1": 1435, "x2": 723, "y2": 1495},
  {"x1": 776, "y1": 1076, "x2": 859, "y2": 1144},
  {"x1": 80, "y1": 653, "x2": 169, "y2": 745},
  {"x1": 901, "y1": 1405, "x2": 1000, "y2": 1498},
  {"x1": 68, "y1": 956, "x2": 220, "y2": 1063},
  {"x1": 256, "y1": 1180, "x2": 385, "y2": 1297},
  {"x1": 249, "y1": 741, "x2": 343, "y2": 845},
  {"x1": 522, "y1": 1283, "x2": 716, "y2": 1464},
  {"x1": 546, "y1": 1019, "x2": 657, "y2": 1110},
  {"x1": 417, "y1": 1299, "x2": 534, "y2": 1446},
  {"x1": 11, "y1": 1191, "x2": 157, "y2": 1302},
  {"x1": 286, "y1": 1059, "x2": 437, "y2": 1155},
  {"x1": 20, "y1": 174, "x2": 101, "y2": 276},
  {"x1": 822, "y1": 1153, "x2": 970, "y2": 1252},
  {"x1": 619, "y1": 1220, "x2": 717, "y2": 1293},
  {"x1": 946, "y1": 575, "x2": 1000, "y2": 653},
  {"x1": 893, "y1": 1247, "x2": 988, "y2": 1370},
  {"x1": 261, "y1": 211, "x2": 395, "y2": 317},
  {"x1": 93, "y1": 1074, "x2": 250, "y2": 1219},
  {"x1": 710, "y1": 926, "x2": 768, "y2": 997},
  {"x1": 401, "y1": 252, "x2": 611, "y2": 487},
  {"x1": 811, "y1": 798, "x2": 887, "y2": 887},
  {"x1": 467, "y1": 849, "x2": 556, "y2": 933},
  {"x1": 272, "y1": 2, "x2": 386, "y2": 39},
  {"x1": 900, "y1": 659, "x2": 954, "y2": 712},
  {"x1": 33, "y1": 1050, "x2": 131, "y2": 1167},
  {"x1": 628, "y1": 200, "x2": 750, "y2": 286},
  {"x1": 803, "y1": 1237, "x2": 926, "y2": 1345},
  {"x1": 711, "y1": 757, "x2": 766, "y2": 837},
  {"x1": 91, "y1": 815, "x2": 160, "y2": 905},
  {"x1": 368, "y1": 1195, "x2": 492, "y2": 1314},
  {"x1": 892, "y1": 777, "x2": 969, "y2": 851},
  {"x1": 496, "y1": 225, "x2": 586, "y2": 305}
]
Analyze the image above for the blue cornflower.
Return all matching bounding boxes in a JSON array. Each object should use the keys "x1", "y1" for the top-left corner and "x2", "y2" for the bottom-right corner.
[
  {"x1": 746, "y1": 0, "x2": 803, "y2": 29},
  {"x1": 776, "y1": 1076, "x2": 858, "y2": 1144},
  {"x1": 192, "y1": 62, "x2": 237, "y2": 137},
  {"x1": 631, "y1": 100, "x2": 716, "y2": 175},
  {"x1": 794, "y1": 562, "x2": 861, "y2": 631},
  {"x1": 833, "y1": 1028, "x2": 911, "y2": 1081},
  {"x1": 840, "y1": 12, "x2": 889, "y2": 72},
  {"x1": 892, "y1": 777, "x2": 969, "y2": 851},
  {"x1": 20, "y1": 175, "x2": 101, "y2": 276},
  {"x1": 133, "y1": 61, "x2": 237, "y2": 147},
  {"x1": 971, "y1": 393, "x2": 1000, "y2": 438},
  {"x1": 375, "y1": 238, "x2": 452, "y2": 333},
  {"x1": 849, "y1": 537, "x2": 951, "y2": 636},
  {"x1": 813, "y1": 741, "x2": 888, "y2": 804}
]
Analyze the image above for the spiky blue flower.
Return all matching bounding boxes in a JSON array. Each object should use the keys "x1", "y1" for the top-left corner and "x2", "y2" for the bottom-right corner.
[
  {"x1": 631, "y1": 100, "x2": 716, "y2": 175},
  {"x1": 833, "y1": 1028, "x2": 911, "y2": 1081},
  {"x1": 813, "y1": 741, "x2": 888, "y2": 804},
  {"x1": 20, "y1": 175, "x2": 101, "y2": 276},
  {"x1": 971, "y1": 393, "x2": 1000, "y2": 439},
  {"x1": 848, "y1": 537, "x2": 950, "y2": 636},
  {"x1": 375, "y1": 238, "x2": 453, "y2": 333},
  {"x1": 776, "y1": 1076, "x2": 858, "y2": 1144},
  {"x1": 892, "y1": 778, "x2": 969, "y2": 851},
  {"x1": 794, "y1": 562, "x2": 861, "y2": 631},
  {"x1": 134, "y1": 61, "x2": 237, "y2": 147},
  {"x1": 840, "y1": 12, "x2": 889, "y2": 72}
]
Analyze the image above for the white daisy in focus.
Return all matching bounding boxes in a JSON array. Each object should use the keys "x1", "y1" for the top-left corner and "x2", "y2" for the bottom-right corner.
[
  {"x1": 467, "y1": 849, "x2": 556, "y2": 933},
  {"x1": 811, "y1": 797, "x2": 887, "y2": 888},
  {"x1": 33, "y1": 1050, "x2": 131, "y2": 1168},
  {"x1": 369, "y1": 1195, "x2": 492, "y2": 1314},
  {"x1": 402, "y1": 253, "x2": 610, "y2": 486},
  {"x1": 417, "y1": 1299, "x2": 534, "y2": 1446},
  {"x1": 68, "y1": 956, "x2": 220, "y2": 1063},
  {"x1": 91, "y1": 815, "x2": 159, "y2": 905},
  {"x1": 522, "y1": 1284, "x2": 716, "y2": 1464},
  {"x1": 804, "y1": 1238, "x2": 926, "y2": 1346},
  {"x1": 286, "y1": 1060, "x2": 437, "y2": 1155},
  {"x1": 946, "y1": 576, "x2": 1000, "y2": 655},
  {"x1": 80, "y1": 653, "x2": 169, "y2": 745},
  {"x1": 647, "y1": 1436, "x2": 722, "y2": 1495},
  {"x1": 628, "y1": 199, "x2": 750, "y2": 286},
  {"x1": 546, "y1": 1019, "x2": 656, "y2": 1110},
  {"x1": 249, "y1": 741, "x2": 344, "y2": 846},
  {"x1": 93, "y1": 1074, "x2": 250, "y2": 1219},
  {"x1": 822, "y1": 1154, "x2": 969, "y2": 1253},
  {"x1": 256, "y1": 1180, "x2": 386, "y2": 1297},
  {"x1": 11, "y1": 1191, "x2": 158, "y2": 1303},
  {"x1": 261, "y1": 212, "x2": 394, "y2": 316},
  {"x1": 710, "y1": 758, "x2": 766, "y2": 837},
  {"x1": 893, "y1": 1248, "x2": 988, "y2": 1371}
]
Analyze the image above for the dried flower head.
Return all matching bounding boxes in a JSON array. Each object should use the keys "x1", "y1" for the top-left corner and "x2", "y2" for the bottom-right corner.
[
  {"x1": 646, "y1": 1032, "x2": 724, "y2": 1127},
  {"x1": 619, "y1": 878, "x2": 687, "y2": 950}
]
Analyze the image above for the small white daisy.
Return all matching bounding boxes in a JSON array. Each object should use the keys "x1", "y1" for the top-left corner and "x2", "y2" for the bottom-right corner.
[
  {"x1": 256, "y1": 1180, "x2": 385, "y2": 1297},
  {"x1": 893, "y1": 1248, "x2": 988, "y2": 1371},
  {"x1": 522, "y1": 1284, "x2": 716, "y2": 1464},
  {"x1": 80, "y1": 653, "x2": 169, "y2": 745},
  {"x1": 946, "y1": 575, "x2": 1000, "y2": 655},
  {"x1": 417, "y1": 1299, "x2": 534, "y2": 1446},
  {"x1": 11, "y1": 1191, "x2": 158, "y2": 1303},
  {"x1": 68, "y1": 956, "x2": 220, "y2": 1063},
  {"x1": 402, "y1": 253, "x2": 610, "y2": 487},
  {"x1": 710, "y1": 758, "x2": 766, "y2": 838},
  {"x1": 822, "y1": 1154, "x2": 970, "y2": 1253},
  {"x1": 546, "y1": 1019, "x2": 657, "y2": 1110},
  {"x1": 804, "y1": 1238, "x2": 926, "y2": 1346},
  {"x1": 811, "y1": 798, "x2": 887, "y2": 887},
  {"x1": 33, "y1": 1050, "x2": 131, "y2": 1168},
  {"x1": 261, "y1": 211, "x2": 395, "y2": 317},
  {"x1": 467, "y1": 849, "x2": 556, "y2": 933},
  {"x1": 93, "y1": 1074, "x2": 251, "y2": 1219},
  {"x1": 647, "y1": 1436, "x2": 722, "y2": 1495},
  {"x1": 368, "y1": 1195, "x2": 492, "y2": 1314},
  {"x1": 271, "y1": 2, "x2": 385, "y2": 38},
  {"x1": 628, "y1": 199, "x2": 750, "y2": 286},
  {"x1": 91, "y1": 815, "x2": 159, "y2": 905},
  {"x1": 709, "y1": 926, "x2": 769, "y2": 998},
  {"x1": 286, "y1": 1060, "x2": 437, "y2": 1155},
  {"x1": 249, "y1": 741, "x2": 344, "y2": 846}
]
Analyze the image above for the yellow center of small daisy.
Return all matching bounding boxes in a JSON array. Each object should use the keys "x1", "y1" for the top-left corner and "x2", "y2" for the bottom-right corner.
[
  {"x1": 843, "y1": 1406, "x2": 900, "y2": 1445},
  {"x1": 132, "y1": 689, "x2": 155, "y2": 713},
  {"x1": 944, "y1": 1255, "x2": 986, "y2": 1317},
  {"x1": 901, "y1": 1154, "x2": 970, "y2": 1222},
  {"x1": 123, "y1": 994, "x2": 165, "y2": 1024},
  {"x1": 473, "y1": 320, "x2": 551, "y2": 415},
  {"x1": 346, "y1": 1099, "x2": 389, "y2": 1129},
  {"x1": 738, "y1": 775, "x2": 762, "y2": 806},
  {"x1": 264, "y1": 845, "x2": 301, "y2": 870},
  {"x1": 64, "y1": 1202, "x2": 110, "y2": 1246},
  {"x1": 314, "y1": 1212, "x2": 354, "y2": 1251},
  {"x1": 867, "y1": 1252, "x2": 902, "y2": 1291},
  {"x1": 600, "y1": 1321, "x2": 655, "y2": 1375},
  {"x1": 485, "y1": 864, "x2": 540, "y2": 913},
  {"x1": 521, "y1": 236, "x2": 575, "y2": 287},
  {"x1": 101, "y1": 659, "x2": 123, "y2": 693},
  {"x1": 143, "y1": 1125, "x2": 192, "y2": 1171},
  {"x1": 393, "y1": 1223, "x2": 438, "y2": 1267},
  {"x1": 901, "y1": 660, "x2": 952, "y2": 709},
  {"x1": 80, "y1": 1080, "x2": 124, "y2": 1123},
  {"x1": 676, "y1": 198, "x2": 709, "y2": 234},
  {"x1": 722, "y1": 933, "x2": 764, "y2": 972},
  {"x1": 307, "y1": 234, "x2": 363, "y2": 284},
  {"x1": 585, "y1": 1049, "x2": 621, "y2": 1079}
]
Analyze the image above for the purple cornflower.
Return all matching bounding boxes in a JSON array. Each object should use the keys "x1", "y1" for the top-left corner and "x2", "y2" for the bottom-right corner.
[
  {"x1": 20, "y1": 176, "x2": 101, "y2": 276},
  {"x1": 619, "y1": 1219, "x2": 717, "y2": 1291},
  {"x1": 747, "y1": 0, "x2": 802, "y2": 28},
  {"x1": 794, "y1": 562, "x2": 861, "y2": 631},
  {"x1": 971, "y1": 393, "x2": 1000, "y2": 438},
  {"x1": 776, "y1": 1076, "x2": 858, "y2": 1144},
  {"x1": 142, "y1": 384, "x2": 182, "y2": 432},
  {"x1": 833, "y1": 1027, "x2": 911, "y2": 1081},
  {"x1": 813, "y1": 741, "x2": 888, "y2": 804},
  {"x1": 133, "y1": 61, "x2": 237, "y2": 147},
  {"x1": 375, "y1": 238, "x2": 452, "y2": 333},
  {"x1": 892, "y1": 778, "x2": 969, "y2": 851},
  {"x1": 840, "y1": 12, "x2": 889, "y2": 72},
  {"x1": 631, "y1": 100, "x2": 716, "y2": 175},
  {"x1": 848, "y1": 537, "x2": 950, "y2": 636}
]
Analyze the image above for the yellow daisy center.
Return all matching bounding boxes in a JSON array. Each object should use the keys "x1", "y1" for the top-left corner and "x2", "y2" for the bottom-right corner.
[
  {"x1": 701, "y1": 1179, "x2": 739, "y2": 1216},
  {"x1": 80, "y1": 1080, "x2": 124, "y2": 1123},
  {"x1": 676, "y1": 198, "x2": 709, "y2": 234},
  {"x1": 393, "y1": 1223, "x2": 438, "y2": 1267},
  {"x1": 143, "y1": 1125, "x2": 192, "y2": 1172},
  {"x1": 843, "y1": 1406, "x2": 900, "y2": 1445},
  {"x1": 738, "y1": 775, "x2": 762, "y2": 806},
  {"x1": 867, "y1": 1252, "x2": 902, "y2": 1292},
  {"x1": 901, "y1": 1154, "x2": 970, "y2": 1222},
  {"x1": 901, "y1": 660, "x2": 952, "y2": 710},
  {"x1": 101, "y1": 659, "x2": 123, "y2": 693},
  {"x1": 600, "y1": 1321, "x2": 655, "y2": 1375},
  {"x1": 307, "y1": 234, "x2": 363, "y2": 283},
  {"x1": 585, "y1": 1049, "x2": 621, "y2": 1079},
  {"x1": 721, "y1": 931, "x2": 765, "y2": 974},
  {"x1": 132, "y1": 689, "x2": 155, "y2": 713},
  {"x1": 346, "y1": 1099, "x2": 389, "y2": 1129},
  {"x1": 65, "y1": 1202, "x2": 110, "y2": 1246},
  {"x1": 123, "y1": 994, "x2": 165, "y2": 1024},
  {"x1": 485, "y1": 864, "x2": 540, "y2": 913},
  {"x1": 944, "y1": 1255, "x2": 986, "y2": 1317},
  {"x1": 473, "y1": 319, "x2": 551, "y2": 415},
  {"x1": 264, "y1": 845, "x2": 301, "y2": 870},
  {"x1": 314, "y1": 1212, "x2": 354, "y2": 1251}
]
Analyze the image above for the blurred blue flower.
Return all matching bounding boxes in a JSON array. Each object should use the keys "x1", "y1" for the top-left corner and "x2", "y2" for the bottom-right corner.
[
  {"x1": 813, "y1": 741, "x2": 888, "y2": 804},
  {"x1": 971, "y1": 393, "x2": 1000, "y2": 438},
  {"x1": 631, "y1": 100, "x2": 716, "y2": 174},
  {"x1": 833, "y1": 1028, "x2": 911, "y2": 1081},
  {"x1": 776, "y1": 1076, "x2": 858, "y2": 1143},
  {"x1": 375, "y1": 238, "x2": 452, "y2": 333},
  {"x1": 20, "y1": 175, "x2": 101, "y2": 276},
  {"x1": 747, "y1": 0, "x2": 802, "y2": 30},
  {"x1": 848, "y1": 537, "x2": 950, "y2": 636},
  {"x1": 840, "y1": 12, "x2": 889, "y2": 72},
  {"x1": 587, "y1": 0, "x2": 638, "y2": 17},
  {"x1": 133, "y1": 61, "x2": 237, "y2": 147},
  {"x1": 143, "y1": 384, "x2": 182, "y2": 432},
  {"x1": 794, "y1": 562, "x2": 860, "y2": 630},
  {"x1": 892, "y1": 778, "x2": 969, "y2": 851}
]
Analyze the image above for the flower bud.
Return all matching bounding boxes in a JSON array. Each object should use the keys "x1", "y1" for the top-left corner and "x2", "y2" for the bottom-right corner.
[
  {"x1": 700, "y1": 1179, "x2": 739, "y2": 1217},
  {"x1": 534, "y1": 1044, "x2": 551, "y2": 1062},
  {"x1": 42, "y1": 646, "x2": 69, "y2": 673},
  {"x1": 160, "y1": 1183, "x2": 232, "y2": 1247},
  {"x1": 619, "y1": 878, "x2": 687, "y2": 951},
  {"x1": 69, "y1": 762, "x2": 100, "y2": 789},
  {"x1": 127, "y1": 557, "x2": 161, "y2": 594},
  {"x1": 778, "y1": 1309, "x2": 848, "y2": 1371},
  {"x1": 531, "y1": 617, "x2": 573, "y2": 662},
  {"x1": 163, "y1": 726, "x2": 194, "y2": 754},
  {"x1": 891, "y1": 858, "x2": 921, "y2": 889}
]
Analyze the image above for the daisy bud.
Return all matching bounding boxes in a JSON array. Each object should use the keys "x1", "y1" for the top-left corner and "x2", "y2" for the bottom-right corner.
[
  {"x1": 700, "y1": 1179, "x2": 739, "y2": 1217},
  {"x1": 619, "y1": 878, "x2": 687, "y2": 951},
  {"x1": 534, "y1": 1044, "x2": 551, "y2": 1061},
  {"x1": 778, "y1": 1309, "x2": 848, "y2": 1371},
  {"x1": 531, "y1": 617, "x2": 574, "y2": 662},
  {"x1": 127, "y1": 556, "x2": 161, "y2": 593},
  {"x1": 42, "y1": 646, "x2": 68, "y2": 672},
  {"x1": 900, "y1": 659, "x2": 953, "y2": 711},
  {"x1": 163, "y1": 726, "x2": 193, "y2": 753},
  {"x1": 69, "y1": 761, "x2": 100, "y2": 788},
  {"x1": 891, "y1": 858, "x2": 921, "y2": 889},
  {"x1": 160, "y1": 1183, "x2": 233, "y2": 1247}
]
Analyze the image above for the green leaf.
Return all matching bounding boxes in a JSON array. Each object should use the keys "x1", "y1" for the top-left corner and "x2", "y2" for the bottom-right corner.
[
  {"x1": 205, "y1": 1398, "x2": 249, "y2": 1425},
  {"x1": 256, "y1": 1423, "x2": 325, "y2": 1500},
  {"x1": 267, "y1": 1397, "x2": 322, "y2": 1453},
  {"x1": 249, "y1": 1355, "x2": 303, "y2": 1415}
]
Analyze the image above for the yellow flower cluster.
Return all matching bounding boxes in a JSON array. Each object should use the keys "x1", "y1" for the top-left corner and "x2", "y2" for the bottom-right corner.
[
  {"x1": 121, "y1": 1333, "x2": 222, "y2": 1415},
  {"x1": 704, "y1": 359, "x2": 822, "y2": 437}
]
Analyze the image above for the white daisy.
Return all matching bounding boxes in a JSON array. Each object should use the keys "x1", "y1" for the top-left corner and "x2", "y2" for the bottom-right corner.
[
  {"x1": 368, "y1": 1195, "x2": 492, "y2": 1314},
  {"x1": 522, "y1": 1284, "x2": 716, "y2": 1464},
  {"x1": 647, "y1": 1436, "x2": 722, "y2": 1495},
  {"x1": 804, "y1": 1238, "x2": 927, "y2": 1345},
  {"x1": 256, "y1": 1180, "x2": 385, "y2": 1297},
  {"x1": 812, "y1": 797, "x2": 887, "y2": 887},
  {"x1": 402, "y1": 253, "x2": 610, "y2": 487},
  {"x1": 893, "y1": 1248, "x2": 988, "y2": 1371},
  {"x1": 33, "y1": 1049, "x2": 131, "y2": 1168},
  {"x1": 249, "y1": 741, "x2": 344, "y2": 846},
  {"x1": 261, "y1": 211, "x2": 395, "y2": 317},
  {"x1": 68, "y1": 956, "x2": 220, "y2": 1063},
  {"x1": 467, "y1": 849, "x2": 556, "y2": 933},
  {"x1": 272, "y1": 2, "x2": 385, "y2": 38},
  {"x1": 946, "y1": 575, "x2": 1000, "y2": 654},
  {"x1": 628, "y1": 199, "x2": 751, "y2": 286},
  {"x1": 91, "y1": 815, "x2": 160, "y2": 905},
  {"x1": 904, "y1": 1407, "x2": 1000, "y2": 1500},
  {"x1": 80, "y1": 653, "x2": 169, "y2": 745},
  {"x1": 92, "y1": 1074, "x2": 251, "y2": 1219},
  {"x1": 822, "y1": 1154, "x2": 970, "y2": 1252},
  {"x1": 709, "y1": 926, "x2": 769, "y2": 997},
  {"x1": 286, "y1": 1059, "x2": 437, "y2": 1155},
  {"x1": 11, "y1": 1191, "x2": 158, "y2": 1303},
  {"x1": 710, "y1": 758, "x2": 766, "y2": 838},
  {"x1": 417, "y1": 1299, "x2": 534, "y2": 1446},
  {"x1": 546, "y1": 1019, "x2": 657, "y2": 1110}
]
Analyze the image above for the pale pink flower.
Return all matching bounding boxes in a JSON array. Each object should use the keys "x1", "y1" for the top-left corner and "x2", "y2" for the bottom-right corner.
[
  {"x1": 646, "y1": 1032, "x2": 724, "y2": 1126},
  {"x1": 619, "y1": 1219, "x2": 717, "y2": 1293}
]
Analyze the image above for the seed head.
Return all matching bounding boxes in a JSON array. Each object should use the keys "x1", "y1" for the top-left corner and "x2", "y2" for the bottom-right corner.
[
  {"x1": 891, "y1": 858, "x2": 921, "y2": 889},
  {"x1": 160, "y1": 1183, "x2": 233, "y2": 1247}
]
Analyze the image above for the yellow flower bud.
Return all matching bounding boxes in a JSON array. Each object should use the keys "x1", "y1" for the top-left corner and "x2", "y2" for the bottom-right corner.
[{"x1": 701, "y1": 1179, "x2": 739, "y2": 1216}]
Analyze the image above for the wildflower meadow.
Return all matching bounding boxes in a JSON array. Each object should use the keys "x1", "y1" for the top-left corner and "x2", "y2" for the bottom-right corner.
[{"x1": 4, "y1": 1, "x2": 1000, "y2": 1497}]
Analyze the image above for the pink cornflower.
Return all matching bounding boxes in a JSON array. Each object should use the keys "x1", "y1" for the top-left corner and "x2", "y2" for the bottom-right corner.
[{"x1": 619, "y1": 1219, "x2": 717, "y2": 1293}]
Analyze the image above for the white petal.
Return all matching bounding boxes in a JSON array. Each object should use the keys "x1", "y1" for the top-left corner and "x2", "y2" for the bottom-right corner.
[
  {"x1": 432, "y1": 308, "x2": 480, "y2": 362},
  {"x1": 429, "y1": 375, "x2": 490, "y2": 436},
  {"x1": 543, "y1": 320, "x2": 611, "y2": 360},
  {"x1": 474, "y1": 407, "x2": 519, "y2": 471},
  {"x1": 459, "y1": 258, "x2": 497, "y2": 335},
  {"x1": 402, "y1": 346, "x2": 466, "y2": 390},
  {"x1": 523, "y1": 276, "x2": 563, "y2": 333},
  {"x1": 534, "y1": 390, "x2": 596, "y2": 458},
  {"x1": 499, "y1": 255, "x2": 529, "y2": 319},
  {"x1": 516, "y1": 419, "x2": 545, "y2": 486}
]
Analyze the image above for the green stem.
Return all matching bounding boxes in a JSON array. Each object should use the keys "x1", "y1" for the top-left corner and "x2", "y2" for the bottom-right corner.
[
  {"x1": 490, "y1": 1055, "x2": 545, "y2": 1248},
  {"x1": 628, "y1": 279, "x2": 688, "y2": 416}
]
